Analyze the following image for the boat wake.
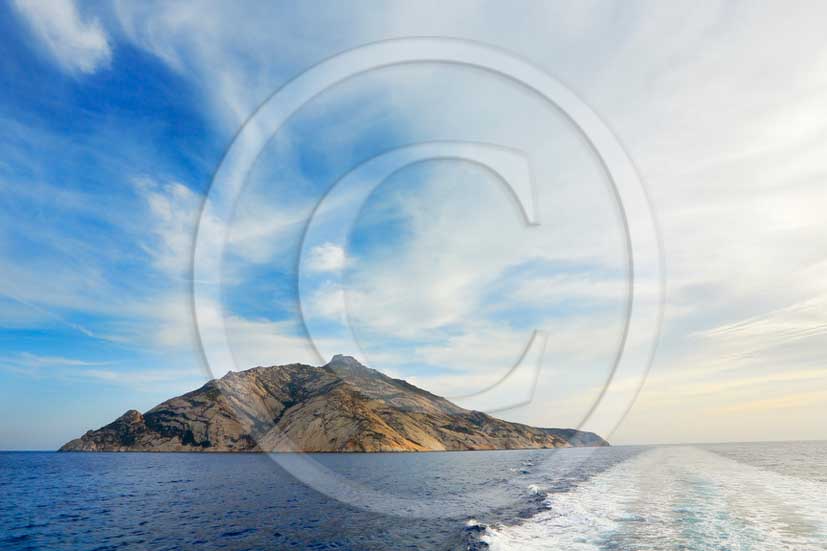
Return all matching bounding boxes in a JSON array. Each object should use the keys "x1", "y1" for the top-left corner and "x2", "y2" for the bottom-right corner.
[{"x1": 481, "y1": 446, "x2": 827, "y2": 550}]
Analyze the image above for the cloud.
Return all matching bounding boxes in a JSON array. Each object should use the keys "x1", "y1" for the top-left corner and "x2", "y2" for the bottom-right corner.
[
  {"x1": 0, "y1": 352, "x2": 206, "y2": 395},
  {"x1": 693, "y1": 294, "x2": 827, "y2": 356},
  {"x1": 14, "y1": 0, "x2": 112, "y2": 74},
  {"x1": 335, "y1": 154, "x2": 627, "y2": 370},
  {"x1": 133, "y1": 178, "x2": 203, "y2": 280},
  {"x1": 113, "y1": 1, "x2": 371, "y2": 129},
  {"x1": 0, "y1": 173, "x2": 214, "y2": 357},
  {"x1": 76, "y1": 367, "x2": 203, "y2": 386},
  {"x1": 3, "y1": 352, "x2": 110, "y2": 370},
  {"x1": 305, "y1": 243, "x2": 346, "y2": 273},
  {"x1": 306, "y1": 281, "x2": 347, "y2": 323}
]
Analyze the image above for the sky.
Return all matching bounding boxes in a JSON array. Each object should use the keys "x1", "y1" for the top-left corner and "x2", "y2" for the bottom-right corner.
[{"x1": 1, "y1": 1, "x2": 826, "y2": 449}]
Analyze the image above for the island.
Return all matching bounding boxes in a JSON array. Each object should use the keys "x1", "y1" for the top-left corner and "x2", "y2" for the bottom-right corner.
[{"x1": 60, "y1": 354, "x2": 608, "y2": 452}]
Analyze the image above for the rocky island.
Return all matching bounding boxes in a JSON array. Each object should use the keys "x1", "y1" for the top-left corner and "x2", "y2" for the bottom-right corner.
[{"x1": 60, "y1": 355, "x2": 607, "y2": 452}]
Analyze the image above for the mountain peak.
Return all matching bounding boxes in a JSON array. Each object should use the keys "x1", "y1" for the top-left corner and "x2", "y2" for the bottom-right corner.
[
  {"x1": 328, "y1": 354, "x2": 363, "y2": 366},
  {"x1": 325, "y1": 354, "x2": 378, "y2": 378}
]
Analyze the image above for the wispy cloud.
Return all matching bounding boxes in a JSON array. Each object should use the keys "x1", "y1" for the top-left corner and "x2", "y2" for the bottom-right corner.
[
  {"x1": 13, "y1": 0, "x2": 112, "y2": 74},
  {"x1": 5, "y1": 352, "x2": 111, "y2": 369},
  {"x1": 695, "y1": 295, "x2": 827, "y2": 352},
  {"x1": 76, "y1": 367, "x2": 203, "y2": 386}
]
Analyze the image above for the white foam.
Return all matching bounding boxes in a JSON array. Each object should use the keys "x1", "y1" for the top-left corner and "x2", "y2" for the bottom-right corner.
[
  {"x1": 482, "y1": 447, "x2": 827, "y2": 550},
  {"x1": 527, "y1": 484, "x2": 544, "y2": 496}
]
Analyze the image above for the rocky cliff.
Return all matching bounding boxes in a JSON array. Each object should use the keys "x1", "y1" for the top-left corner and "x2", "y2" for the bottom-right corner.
[{"x1": 60, "y1": 355, "x2": 608, "y2": 452}]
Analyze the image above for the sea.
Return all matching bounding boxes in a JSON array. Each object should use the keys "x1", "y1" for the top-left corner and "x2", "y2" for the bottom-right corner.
[{"x1": 1, "y1": 441, "x2": 825, "y2": 550}]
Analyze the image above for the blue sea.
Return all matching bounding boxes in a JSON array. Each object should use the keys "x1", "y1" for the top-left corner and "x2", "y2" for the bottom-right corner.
[{"x1": 1, "y1": 442, "x2": 825, "y2": 550}]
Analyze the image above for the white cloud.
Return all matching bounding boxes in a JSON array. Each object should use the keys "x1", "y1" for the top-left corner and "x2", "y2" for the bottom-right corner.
[
  {"x1": 14, "y1": 0, "x2": 112, "y2": 74},
  {"x1": 305, "y1": 243, "x2": 346, "y2": 273},
  {"x1": 113, "y1": 1, "x2": 370, "y2": 129},
  {"x1": 340, "y1": 147, "x2": 627, "y2": 343},
  {"x1": 0, "y1": 353, "x2": 208, "y2": 394},
  {"x1": 76, "y1": 367, "x2": 202, "y2": 386},
  {"x1": 695, "y1": 294, "x2": 827, "y2": 354},
  {"x1": 306, "y1": 281, "x2": 347, "y2": 323},
  {"x1": 134, "y1": 179, "x2": 200, "y2": 277},
  {"x1": 1, "y1": 352, "x2": 110, "y2": 372}
]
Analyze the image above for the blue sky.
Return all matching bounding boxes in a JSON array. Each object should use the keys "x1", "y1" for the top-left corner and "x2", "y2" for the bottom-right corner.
[{"x1": 2, "y1": 1, "x2": 826, "y2": 449}]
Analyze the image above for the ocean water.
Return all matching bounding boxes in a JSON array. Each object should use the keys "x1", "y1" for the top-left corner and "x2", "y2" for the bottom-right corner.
[
  {"x1": 482, "y1": 441, "x2": 827, "y2": 550},
  {"x1": 1, "y1": 442, "x2": 824, "y2": 550}
]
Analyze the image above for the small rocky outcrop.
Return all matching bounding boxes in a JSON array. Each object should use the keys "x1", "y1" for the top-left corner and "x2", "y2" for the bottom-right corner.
[{"x1": 60, "y1": 355, "x2": 608, "y2": 452}]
